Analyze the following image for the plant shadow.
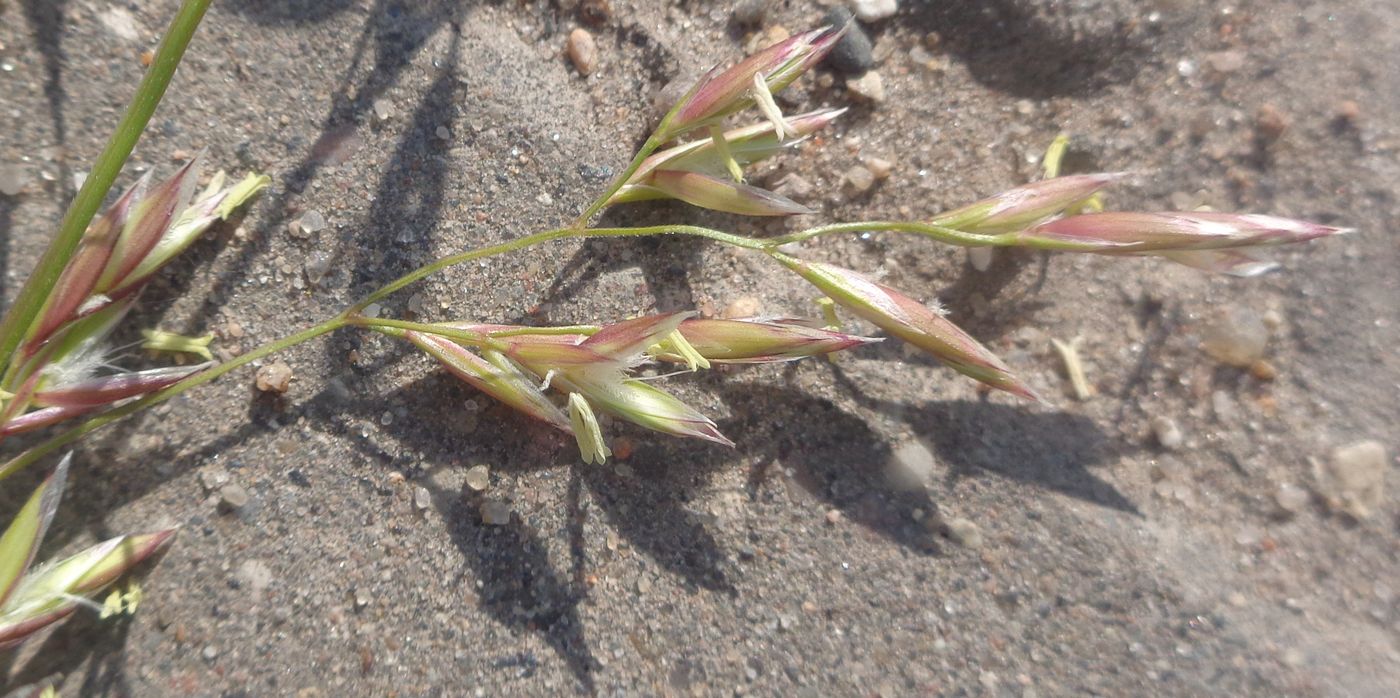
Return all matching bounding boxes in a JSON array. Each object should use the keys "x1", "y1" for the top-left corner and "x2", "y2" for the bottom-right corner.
[{"x1": 899, "y1": 0, "x2": 1151, "y2": 99}]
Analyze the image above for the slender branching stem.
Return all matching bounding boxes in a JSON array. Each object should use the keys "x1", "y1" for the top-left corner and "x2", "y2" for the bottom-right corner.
[
  {"x1": 348, "y1": 317, "x2": 509, "y2": 352},
  {"x1": 350, "y1": 224, "x2": 767, "y2": 313},
  {"x1": 0, "y1": 0, "x2": 213, "y2": 378},
  {"x1": 762, "y1": 221, "x2": 1017, "y2": 249}
]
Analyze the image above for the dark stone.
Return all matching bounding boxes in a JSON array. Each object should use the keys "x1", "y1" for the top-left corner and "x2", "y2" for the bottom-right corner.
[{"x1": 822, "y1": 8, "x2": 874, "y2": 76}]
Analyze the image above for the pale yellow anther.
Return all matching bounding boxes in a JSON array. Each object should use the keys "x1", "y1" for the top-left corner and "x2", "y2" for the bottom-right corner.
[
  {"x1": 708, "y1": 125, "x2": 745, "y2": 183},
  {"x1": 660, "y1": 330, "x2": 710, "y2": 371},
  {"x1": 751, "y1": 72, "x2": 791, "y2": 141},
  {"x1": 141, "y1": 329, "x2": 215, "y2": 361},
  {"x1": 1042, "y1": 134, "x2": 1070, "y2": 179},
  {"x1": 568, "y1": 393, "x2": 611, "y2": 465}
]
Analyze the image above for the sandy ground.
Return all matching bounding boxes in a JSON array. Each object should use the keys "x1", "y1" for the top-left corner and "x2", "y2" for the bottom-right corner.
[{"x1": 1, "y1": 0, "x2": 1397, "y2": 695}]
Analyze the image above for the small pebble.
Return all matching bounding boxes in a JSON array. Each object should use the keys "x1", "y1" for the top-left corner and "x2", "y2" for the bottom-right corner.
[
  {"x1": 579, "y1": 0, "x2": 610, "y2": 26},
  {"x1": 298, "y1": 210, "x2": 327, "y2": 234},
  {"x1": 235, "y1": 559, "x2": 274, "y2": 597},
  {"x1": 1255, "y1": 104, "x2": 1290, "y2": 141},
  {"x1": 372, "y1": 98, "x2": 395, "y2": 123},
  {"x1": 824, "y1": 509, "x2": 843, "y2": 525},
  {"x1": 846, "y1": 71, "x2": 886, "y2": 102},
  {"x1": 435, "y1": 125, "x2": 450, "y2": 140},
  {"x1": 465, "y1": 464, "x2": 491, "y2": 491},
  {"x1": 944, "y1": 518, "x2": 983, "y2": 549},
  {"x1": 1200, "y1": 307, "x2": 1268, "y2": 367},
  {"x1": 1317, "y1": 440, "x2": 1388, "y2": 519},
  {"x1": 1334, "y1": 99, "x2": 1361, "y2": 126},
  {"x1": 722, "y1": 297, "x2": 762, "y2": 319},
  {"x1": 1274, "y1": 482, "x2": 1309, "y2": 514},
  {"x1": 886, "y1": 438, "x2": 936, "y2": 491},
  {"x1": 862, "y1": 156, "x2": 893, "y2": 180},
  {"x1": 99, "y1": 7, "x2": 141, "y2": 42},
  {"x1": 844, "y1": 165, "x2": 875, "y2": 193},
  {"x1": 1151, "y1": 416, "x2": 1184, "y2": 451},
  {"x1": 413, "y1": 486, "x2": 431, "y2": 512},
  {"x1": 202, "y1": 645, "x2": 219, "y2": 662},
  {"x1": 567, "y1": 28, "x2": 597, "y2": 77},
  {"x1": 255, "y1": 361, "x2": 294, "y2": 393},
  {"x1": 1205, "y1": 50, "x2": 1246, "y2": 73},
  {"x1": 967, "y1": 247, "x2": 994, "y2": 272},
  {"x1": 822, "y1": 8, "x2": 874, "y2": 76},
  {"x1": 480, "y1": 500, "x2": 512, "y2": 525},
  {"x1": 1249, "y1": 359, "x2": 1278, "y2": 381},
  {"x1": 0, "y1": 163, "x2": 28, "y2": 196},
  {"x1": 731, "y1": 0, "x2": 769, "y2": 26},
  {"x1": 218, "y1": 484, "x2": 250, "y2": 513},
  {"x1": 851, "y1": 0, "x2": 899, "y2": 22},
  {"x1": 200, "y1": 468, "x2": 230, "y2": 492}
]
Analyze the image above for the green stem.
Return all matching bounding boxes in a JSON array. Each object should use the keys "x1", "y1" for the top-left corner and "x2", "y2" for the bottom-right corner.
[
  {"x1": 571, "y1": 134, "x2": 664, "y2": 228},
  {"x1": 0, "y1": 316, "x2": 345, "y2": 481},
  {"x1": 762, "y1": 221, "x2": 1017, "y2": 249},
  {"x1": 347, "y1": 316, "x2": 507, "y2": 352},
  {"x1": 349, "y1": 224, "x2": 766, "y2": 313},
  {"x1": 0, "y1": 0, "x2": 212, "y2": 379}
]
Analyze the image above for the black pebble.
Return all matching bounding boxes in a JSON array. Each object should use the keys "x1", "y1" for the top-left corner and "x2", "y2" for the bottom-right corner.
[{"x1": 822, "y1": 7, "x2": 874, "y2": 76}]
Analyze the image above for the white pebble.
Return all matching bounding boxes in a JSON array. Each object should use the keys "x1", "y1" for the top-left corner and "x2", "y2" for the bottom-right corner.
[
  {"x1": 1151, "y1": 416, "x2": 1184, "y2": 450},
  {"x1": 465, "y1": 464, "x2": 491, "y2": 491},
  {"x1": 886, "y1": 438, "x2": 937, "y2": 491},
  {"x1": 844, "y1": 165, "x2": 875, "y2": 193},
  {"x1": 1316, "y1": 440, "x2": 1388, "y2": 519},
  {"x1": 850, "y1": 0, "x2": 899, "y2": 22},
  {"x1": 944, "y1": 518, "x2": 983, "y2": 549},
  {"x1": 846, "y1": 71, "x2": 886, "y2": 102}
]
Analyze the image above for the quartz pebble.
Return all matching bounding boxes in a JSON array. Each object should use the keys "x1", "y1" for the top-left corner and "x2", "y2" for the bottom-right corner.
[
  {"x1": 844, "y1": 165, "x2": 875, "y2": 193},
  {"x1": 1151, "y1": 416, "x2": 1184, "y2": 450},
  {"x1": 255, "y1": 361, "x2": 294, "y2": 393},
  {"x1": 851, "y1": 0, "x2": 899, "y2": 22},
  {"x1": 846, "y1": 71, "x2": 886, "y2": 102},
  {"x1": 0, "y1": 164, "x2": 28, "y2": 196},
  {"x1": 298, "y1": 210, "x2": 327, "y2": 234},
  {"x1": 218, "y1": 484, "x2": 250, "y2": 513},
  {"x1": 1200, "y1": 307, "x2": 1268, "y2": 367},
  {"x1": 99, "y1": 7, "x2": 142, "y2": 42},
  {"x1": 722, "y1": 297, "x2": 762, "y2": 319},
  {"x1": 567, "y1": 28, "x2": 597, "y2": 76},
  {"x1": 480, "y1": 500, "x2": 512, "y2": 525},
  {"x1": 886, "y1": 438, "x2": 936, "y2": 491},
  {"x1": 465, "y1": 464, "x2": 491, "y2": 491},
  {"x1": 862, "y1": 156, "x2": 893, "y2": 180},
  {"x1": 372, "y1": 98, "x2": 395, "y2": 123},
  {"x1": 413, "y1": 486, "x2": 432, "y2": 512},
  {"x1": 1205, "y1": 50, "x2": 1246, "y2": 73},
  {"x1": 1316, "y1": 440, "x2": 1388, "y2": 519},
  {"x1": 967, "y1": 247, "x2": 993, "y2": 272},
  {"x1": 944, "y1": 518, "x2": 983, "y2": 549},
  {"x1": 200, "y1": 468, "x2": 230, "y2": 492}
]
